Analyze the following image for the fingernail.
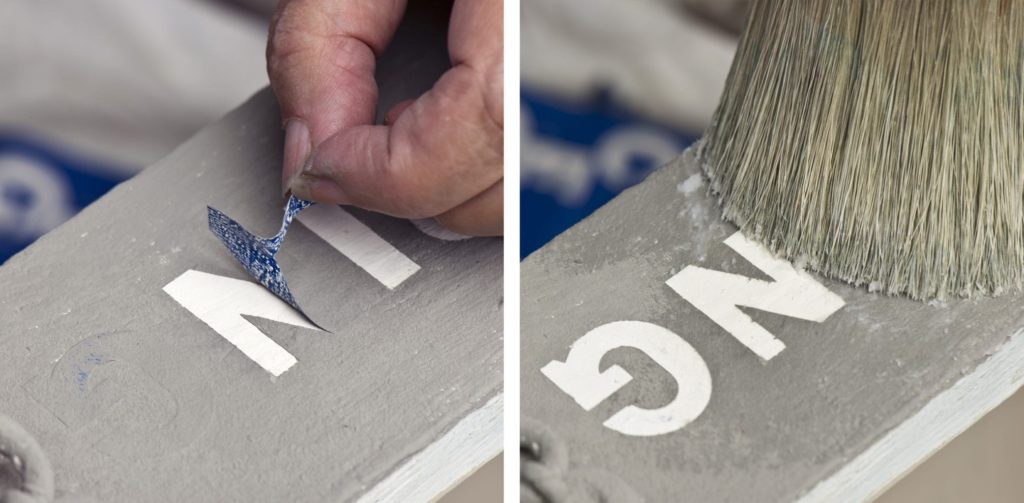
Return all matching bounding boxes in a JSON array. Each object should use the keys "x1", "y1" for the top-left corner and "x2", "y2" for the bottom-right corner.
[
  {"x1": 288, "y1": 173, "x2": 323, "y2": 201},
  {"x1": 282, "y1": 119, "x2": 311, "y2": 197},
  {"x1": 290, "y1": 153, "x2": 352, "y2": 204}
]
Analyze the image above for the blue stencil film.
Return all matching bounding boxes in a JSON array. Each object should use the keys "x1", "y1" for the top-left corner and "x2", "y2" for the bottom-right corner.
[{"x1": 208, "y1": 196, "x2": 315, "y2": 313}]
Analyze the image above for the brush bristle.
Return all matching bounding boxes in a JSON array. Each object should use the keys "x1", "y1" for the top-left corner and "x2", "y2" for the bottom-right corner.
[{"x1": 699, "y1": 0, "x2": 1024, "y2": 300}]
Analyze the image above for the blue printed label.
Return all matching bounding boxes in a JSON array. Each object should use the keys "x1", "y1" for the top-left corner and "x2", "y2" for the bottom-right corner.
[{"x1": 208, "y1": 196, "x2": 319, "y2": 323}]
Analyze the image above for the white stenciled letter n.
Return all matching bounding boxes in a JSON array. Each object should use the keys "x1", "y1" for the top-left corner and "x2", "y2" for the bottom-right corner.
[
  {"x1": 666, "y1": 232, "x2": 845, "y2": 361},
  {"x1": 163, "y1": 270, "x2": 319, "y2": 377}
]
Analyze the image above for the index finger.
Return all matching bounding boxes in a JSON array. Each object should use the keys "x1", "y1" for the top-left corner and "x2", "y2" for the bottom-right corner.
[
  {"x1": 292, "y1": 0, "x2": 504, "y2": 218},
  {"x1": 267, "y1": 0, "x2": 407, "y2": 187}
]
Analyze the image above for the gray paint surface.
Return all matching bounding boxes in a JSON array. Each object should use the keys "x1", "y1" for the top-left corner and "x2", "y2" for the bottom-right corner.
[
  {"x1": 0, "y1": 87, "x2": 502, "y2": 502},
  {"x1": 521, "y1": 145, "x2": 1024, "y2": 502}
]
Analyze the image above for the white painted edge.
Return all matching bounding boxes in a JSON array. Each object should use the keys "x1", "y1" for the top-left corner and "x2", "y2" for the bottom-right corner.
[
  {"x1": 798, "y1": 329, "x2": 1024, "y2": 503},
  {"x1": 356, "y1": 392, "x2": 503, "y2": 503}
]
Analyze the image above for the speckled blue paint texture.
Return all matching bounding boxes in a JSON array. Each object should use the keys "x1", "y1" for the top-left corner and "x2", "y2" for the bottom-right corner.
[{"x1": 207, "y1": 196, "x2": 314, "y2": 313}]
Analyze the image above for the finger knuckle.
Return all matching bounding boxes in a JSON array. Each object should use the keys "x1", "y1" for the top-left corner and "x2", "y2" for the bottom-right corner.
[{"x1": 386, "y1": 177, "x2": 436, "y2": 218}]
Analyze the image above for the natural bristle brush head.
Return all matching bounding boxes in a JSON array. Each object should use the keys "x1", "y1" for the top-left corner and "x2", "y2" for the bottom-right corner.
[{"x1": 698, "y1": 0, "x2": 1024, "y2": 301}]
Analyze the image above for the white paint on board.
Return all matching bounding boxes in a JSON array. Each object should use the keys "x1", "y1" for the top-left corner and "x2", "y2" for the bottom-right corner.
[
  {"x1": 542, "y1": 321, "x2": 712, "y2": 437},
  {"x1": 163, "y1": 269, "x2": 319, "y2": 376},
  {"x1": 666, "y1": 232, "x2": 845, "y2": 361},
  {"x1": 357, "y1": 393, "x2": 503, "y2": 502},
  {"x1": 296, "y1": 204, "x2": 420, "y2": 289},
  {"x1": 676, "y1": 173, "x2": 703, "y2": 196}
]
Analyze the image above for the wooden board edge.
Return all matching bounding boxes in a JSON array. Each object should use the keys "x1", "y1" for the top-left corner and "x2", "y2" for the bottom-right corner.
[
  {"x1": 798, "y1": 329, "x2": 1024, "y2": 502},
  {"x1": 357, "y1": 392, "x2": 503, "y2": 503}
]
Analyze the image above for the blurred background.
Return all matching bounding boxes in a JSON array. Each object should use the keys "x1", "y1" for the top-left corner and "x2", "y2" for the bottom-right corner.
[
  {"x1": 520, "y1": 0, "x2": 1024, "y2": 501},
  {"x1": 0, "y1": 0, "x2": 276, "y2": 264},
  {"x1": 520, "y1": 0, "x2": 741, "y2": 256}
]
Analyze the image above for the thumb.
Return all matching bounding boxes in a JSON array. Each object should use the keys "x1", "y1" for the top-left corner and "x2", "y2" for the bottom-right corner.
[{"x1": 267, "y1": 0, "x2": 407, "y2": 193}]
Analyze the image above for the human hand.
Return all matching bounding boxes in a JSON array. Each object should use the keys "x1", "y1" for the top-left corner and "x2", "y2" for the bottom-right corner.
[{"x1": 268, "y1": 0, "x2": 503, "y2": 236}]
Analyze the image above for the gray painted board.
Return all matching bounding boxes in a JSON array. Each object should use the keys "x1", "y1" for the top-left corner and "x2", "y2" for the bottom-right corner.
[
  {"x1": 521, "y1": 145, "x2": 1024, "y2": 502},
  {"x1": 0, "y1": 87, "x2": 502, "y2": 502}
]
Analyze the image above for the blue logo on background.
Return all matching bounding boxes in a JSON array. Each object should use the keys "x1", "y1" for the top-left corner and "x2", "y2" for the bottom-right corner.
[
  {"x1": 521, "y1": 89, "x2": 699, "y2": 257},
  {"x1": 0, "y1": 134, "x2": 129, "y2": 264}
]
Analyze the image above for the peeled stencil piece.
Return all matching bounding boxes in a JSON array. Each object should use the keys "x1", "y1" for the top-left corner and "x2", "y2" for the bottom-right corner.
[{"x1": 208, "y1": 195, "x2": 319, "y2": 323}]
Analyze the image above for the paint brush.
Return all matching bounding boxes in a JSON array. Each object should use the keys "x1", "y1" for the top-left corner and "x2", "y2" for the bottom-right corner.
[{"x1": 698, "y1": 0, "x2": 1023, "y2": 300}]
